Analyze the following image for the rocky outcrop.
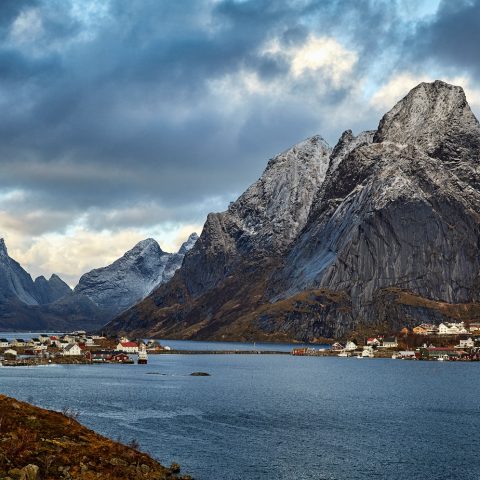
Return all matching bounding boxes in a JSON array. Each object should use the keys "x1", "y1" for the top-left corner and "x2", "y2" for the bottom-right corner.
[{"x1": 106, "y1": 80, "x2": 480, "y2": 341}]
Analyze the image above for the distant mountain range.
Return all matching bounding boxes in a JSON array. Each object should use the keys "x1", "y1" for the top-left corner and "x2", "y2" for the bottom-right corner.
[
  {"x1": 0, "y1": 234, "x2": 197, "y2": 331},
  {"x1": 104, "y1": 80, "x2": 480, "y2": 342}
]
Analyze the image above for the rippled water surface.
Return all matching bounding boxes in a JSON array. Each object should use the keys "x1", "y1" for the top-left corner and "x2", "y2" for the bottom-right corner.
[{"x1": 1, "y1": 346, "x2": 479, "y2": 479}]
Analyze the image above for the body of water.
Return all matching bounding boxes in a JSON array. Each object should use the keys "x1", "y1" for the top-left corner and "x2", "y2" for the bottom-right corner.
[{"x1": 0, "y1": 343, "x2": 478, "y2": 479}]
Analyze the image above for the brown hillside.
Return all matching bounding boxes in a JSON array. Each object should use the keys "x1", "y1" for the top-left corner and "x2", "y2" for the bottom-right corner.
[{"x1": 0, "y1": 395, "x2": 191, "y2": 480}]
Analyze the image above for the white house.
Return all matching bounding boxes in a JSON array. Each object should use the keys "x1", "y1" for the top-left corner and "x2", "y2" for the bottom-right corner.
[
  {"x1": 10, "y1": 339, "x2": 26, "y2": 347},
  {"x1": 344, "y1": 341, "x2": 357, "y2": 351},
  {"x1": 362, "y1": 346, "x2": 375, "y2": 357},
  {"x1": 438, "y1": 322, "x2": 468, "y2": 335},
  {"x1": 3, "y1": 348, "x2": 17, "y2": 358},
  {"x1": 382, "y1": 337, "x2": 398, "y2": 348},
  {"x1": 62, "y1": 343, "x2": 82, "y2": 356},
  {"x1": 457, "y1": 338, "x2": 475, "y2": 348},
  {"x1": 0, "y1": 338, "x2": 9, "y2": 348},
  {"x1": 331, "y1": 342, "x2": 344, "y2": 351},
  {"x1": 116, "y1": 341, "x2": 139, "y2": 353}
]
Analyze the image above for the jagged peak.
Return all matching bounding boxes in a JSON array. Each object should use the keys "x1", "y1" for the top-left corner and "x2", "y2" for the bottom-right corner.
[
  {"x1": 178, "y1": 232, "x2": 199, "y2": 255},
  {"x1": 329, "y1": 129, "x2": 375, "y2": 173},
  {"x1": 374, "y1": 80, "x2": 480, "y2": 161},
  {"x1": 0, "y1": 238, "x2": 8, "y2": 257},
  {"x1": 127, "y1": 238, "x2": 163, "y2": 257},
  {"x1": 264, "y1": 135, "x2": 331, "y2": 171}
]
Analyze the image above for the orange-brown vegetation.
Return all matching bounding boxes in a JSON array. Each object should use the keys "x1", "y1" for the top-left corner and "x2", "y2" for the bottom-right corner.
[{"x1": 0, "y1": 395, "x2": 191, "y2": 480}]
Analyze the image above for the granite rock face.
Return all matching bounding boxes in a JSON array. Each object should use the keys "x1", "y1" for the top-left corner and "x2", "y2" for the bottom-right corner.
[
  {"x1": 179, "y1": 135, "x2": 331, "y2": 299},
  {"x1": 105, "y1": 81, "x2": 480, "y2": 340}
]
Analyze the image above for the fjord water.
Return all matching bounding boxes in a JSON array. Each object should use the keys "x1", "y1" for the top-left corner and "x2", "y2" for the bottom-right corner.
[{"x1": 1, "y1": 351, "x2": 479, "y2": 479}]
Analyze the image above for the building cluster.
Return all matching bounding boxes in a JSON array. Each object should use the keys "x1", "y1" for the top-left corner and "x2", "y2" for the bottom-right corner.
[
  {"x1": 0, "y1": 332, "x2": 102, "y2": 360},
  {"x1": 0, "y1": 333, "x2": 162, "y2": 366},
  {"x1": 412, "y1": 321, "x2": 480, "y2": 335},
  {"x1": 331, "y1": 336, "x2": 399, "y2": 358}
]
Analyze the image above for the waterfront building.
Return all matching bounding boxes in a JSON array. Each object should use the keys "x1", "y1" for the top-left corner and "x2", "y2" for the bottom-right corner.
[
  {"x1": 116, "y1": 341, "x2": 139, "y2": 353},
  {"x1": 381, "y1": 337, "x2": 398, "y2": 348},
  {"x1": 62, "y1": 344, "x2": 82, "y2": 356},
  {"x1": 344, "y1": 341, "x2": 357, "y2": 351}
]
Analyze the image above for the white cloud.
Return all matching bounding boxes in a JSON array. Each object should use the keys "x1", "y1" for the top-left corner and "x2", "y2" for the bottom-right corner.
[
  {"x1": 9, "y1": 8, "x2": 44, "y2": 45},
  {"x1": 263, "y1": 35, "x2": 358, "y2": 86}
]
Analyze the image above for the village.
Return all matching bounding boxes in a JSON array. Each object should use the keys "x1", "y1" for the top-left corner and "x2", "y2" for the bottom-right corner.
[
  {"x1": 3, "y1": 320, "x2": 480, "y2": 366},
  {"x1": 292, "y1": 321, "x2": 480, "y2": 361},
  {"x1": 0, "y1": 332, "x2": 162, "y2": 366}
]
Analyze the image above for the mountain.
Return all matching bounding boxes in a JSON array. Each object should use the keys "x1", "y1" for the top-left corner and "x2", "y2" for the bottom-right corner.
[
  {"x1": 34, "y1": 274, "x2": 72, "y2": 304},
  {"x1": 0, "y1": 234, "x2": 197, "y2": 331},
  {"x1": 74, "y1": 234, "x2": 198, "y2": 318},
  {"x1": 0, "y1": 239, "x2": 72, "y2": 307},
  {"x1": 106, "y1": 80, "x2": 480, "y2": 341},
  {"x1": 0, "y1": 238, "x2": 94, "y2": 331},
  {"x1": 0, "y1": 238, "x2": 41, "y2": 306}
]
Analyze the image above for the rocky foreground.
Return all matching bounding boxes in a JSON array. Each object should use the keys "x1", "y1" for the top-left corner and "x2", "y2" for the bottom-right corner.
[{"x1": 0, "y1": 395, "x2": 191, "y2": 480}]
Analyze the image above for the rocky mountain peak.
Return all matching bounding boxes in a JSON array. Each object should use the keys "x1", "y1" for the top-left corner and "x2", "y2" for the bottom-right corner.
[
  {"x1": 226, "y1": 134, "x2": 332, "y2": 253},
  {"x1": 0, "y1": 238, "x2": 8, "y2": 257},
  {"x1": 374, "y1": 80, "x2": 480, "y2": 161},
  {"x1": 178, "y1": 232, "x2": 199, "y2": 254},
  {"x1": 127, "y1": 238, "x2": 163, "y2": 257}
]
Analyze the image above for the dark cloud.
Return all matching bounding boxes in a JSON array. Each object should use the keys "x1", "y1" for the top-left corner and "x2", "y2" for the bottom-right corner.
[
  {"x1": 412, "y1": 0, "x2": 480, "y2": 76},
  {"x1": 0, "y1": 0, "x2": 476, "y2": 240}
]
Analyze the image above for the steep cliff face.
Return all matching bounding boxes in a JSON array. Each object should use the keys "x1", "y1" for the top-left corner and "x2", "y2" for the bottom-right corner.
[
  {"x1": 106, "y1": 136, "x2": 334, "y2": 337},
  {"x1": 75, "y1": 235, "x2": 198, "y2": 317},
  {"x1": 107, "y1": 81, "x2": 480, "y2": 341},
  {"x1": 180, "y1": 136, "x2": 331, "y2": 299},
  {"x1": 276, "y1": 82, "x2": 480, "y2": 318}
]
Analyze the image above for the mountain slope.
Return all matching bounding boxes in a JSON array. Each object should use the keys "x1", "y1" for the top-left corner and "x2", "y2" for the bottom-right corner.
[
  {"x1": 106, "y1": 80, "x2": 480, "y2": 341},
  {"x1": 105, "y1": 135, "x2": 334, "y2": 338}
]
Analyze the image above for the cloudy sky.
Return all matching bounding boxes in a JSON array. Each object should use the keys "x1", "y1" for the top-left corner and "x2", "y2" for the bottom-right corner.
[{"x1": 1, "y1": 0, "x2": 479, "y2": 285}]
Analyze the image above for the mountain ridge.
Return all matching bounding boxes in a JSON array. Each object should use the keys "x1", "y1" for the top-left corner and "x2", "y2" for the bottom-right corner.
[{"x1": 105, "y1": 80, "x2": 480, "y2": 341}]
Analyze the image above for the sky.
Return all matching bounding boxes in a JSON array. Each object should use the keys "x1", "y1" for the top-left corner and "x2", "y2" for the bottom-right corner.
[{"x1": 0, "y1": 0, "x2": 480, "y2": 286}]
